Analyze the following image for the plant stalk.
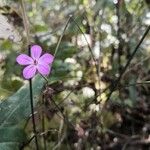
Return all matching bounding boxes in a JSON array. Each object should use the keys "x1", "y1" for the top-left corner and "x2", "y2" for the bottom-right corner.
[
  {"x1": 21, "y1": 0, "x2": 39, "y2": 149},
  {"x1": 28, "y1": 46, "x2": 39, "y2": 150}
]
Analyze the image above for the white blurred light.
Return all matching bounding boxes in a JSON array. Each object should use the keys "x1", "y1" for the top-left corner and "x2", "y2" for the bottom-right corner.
[
  {"x1": 146, "y1": 12, "x2": 150, "y2": 18},
  {"x1": 93, "y1": 41, "x2": 100, "y2": 58},
  {"x1": 82, "y1": 87, "x2": 95, "y2": 98},
  {"x1": 111, "y1": 15, "x2": 118, "y2": 24},
  {"x1": 77, "y1": 34, "x2": 92, "y2": 47},
  {"x1": 101, "y1": 24, "x2": 111, "y2": 34},
  {"x1": 113, "y1": 0, "x2": 118, "y2": 4},
  {"x1": 144, "y1": 12, "x2": 150, "y2": 25},
  {"x1": 89, "y1": 104, "x2": 99, "y2": 111},
  {"x1": 65, "y1": 58, "x2": 76, "y2": 64},
  {"x1": 76, "y1": 70, "x2": 83, "y2": 78}
]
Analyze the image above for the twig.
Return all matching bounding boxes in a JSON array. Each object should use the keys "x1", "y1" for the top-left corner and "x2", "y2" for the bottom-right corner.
[
  {"x1": 115, "y1": 0, "x2": 121, "y2": 75},
  {"x1": 84, "y1": 25, "x2": 150, "y2": 109},
  {"x1": 56, "y1": 118, "x2": 64, "y2": 150},
  {"x1": 50, "y1": 97, "x2": 75, "y2": 129},
  {"x1": 122, "y1": 135, "x2": 146, "y2": 150},
  {"x1": 20, "y1": 129, "x2": 59, "y2": 149},
  {"x1": 57, "y1": 88, "x2": 75, "y2": 107},
  {"x1": 123, "y1": 81, "x2": 150, "y2": 88},
  {"x1": 53, "y1": 132, "x2": 66, "y2": 150},
  {"x1": 98, "y1": 8, "x2": 105, "y2": 97},
  {"x1": 106, "y1": 129, "x2": 129, "y2": 139},
  {"x1": 105, "y1": 25, "x2": 150, "y2": 103}
]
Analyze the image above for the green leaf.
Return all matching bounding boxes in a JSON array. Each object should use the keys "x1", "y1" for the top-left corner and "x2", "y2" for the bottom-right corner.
[
  {"x1": 0, "y1": 127, "x2": 26, "y2": 150},
  {"x1": 0, "y1": 75, "x2": 45, "y2": 150},
  {"x1": 0, "y1": 75, "x2": 45, "y2": 127}
]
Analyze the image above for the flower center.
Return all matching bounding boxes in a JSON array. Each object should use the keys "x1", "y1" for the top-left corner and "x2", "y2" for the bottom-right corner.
[{"x1": 34, "y1": 60, "x2": 38, "y2": 65}]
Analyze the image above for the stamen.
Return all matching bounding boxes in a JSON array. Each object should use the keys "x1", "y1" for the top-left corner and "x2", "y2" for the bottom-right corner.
[{"x1": 34, "y1": 60, "x2": 38, "y2": 65}]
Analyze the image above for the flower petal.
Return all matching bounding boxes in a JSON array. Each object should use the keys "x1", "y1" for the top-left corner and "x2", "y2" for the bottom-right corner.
[
  {"x1": 16, "y1": 54, "x2": 33, "y2": 65},
  {"x1": 37, "y1": 63, "x2": 50, "y2": 75},
  {"x1": 38, "y1": 53, "x2": 54, "y2": 64},
  {"x1": 23, "y1": 65, "x2": 37, "y2": 79},
  {"x1": 31, "y1": 45, "x2": 42, "y2": 60}
]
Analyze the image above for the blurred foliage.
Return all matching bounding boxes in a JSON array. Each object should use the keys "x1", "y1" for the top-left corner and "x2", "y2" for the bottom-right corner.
[{"x1": 0, "y1": 0, "x2": 150, "y2": 149}]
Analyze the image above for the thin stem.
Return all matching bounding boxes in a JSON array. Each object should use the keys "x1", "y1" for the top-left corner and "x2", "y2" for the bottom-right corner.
[
  {"x1": 54, "y1": 16, "x2": 72, "y2": 57},
  {"x1": 40, "y1": 74, "x2": 49, "y2": 84},
  {"x1": 42, "y1": 97, "x2": 47, "y2": 150},
  {"x1": 29, "y1": 79, "x2": 39, "y2": 150},
  {"x1": 122, "y1": 81, "x2": 150, "y2": 88},
  {"x1": 105, "y1": 25, "x2": 150, "y2": 103},
  {"x1": 21, "y1": 0, "x2": 39, "y2": 149},
  {"x1": 57, "y1": 87, "x2": 76, "y2": 107},
  {"x1": 29, "y1": 47, "x2": 39, "y2": 150},
  {"x1": 85, "y1": 25, "x2": 150, "y2": 108},
  {"x1": 32, "y1": 20, "x2": 68, "y2": 127},
  {"x1": 116, "y1": 0, "x2": 121, "y2": 75},
  {"x1": 50, "y1": 98, "x2": 75, "y2": 129},
  {"x1": 71, "y1": 15, "x2": 103, "y2": 101},
  {"x1": 70, "y1": 16, "x2": 97, "y2": 64},
  {"x1": 96, "y1": 26, "x2": 150, "y2": 126},
  {"x1": 20, "y1": 129, "x2": 59, "y2": 149},
  {"x1": 20, "y1": 0, "x2": 30, "y2": 44},
  {"x1": 98, "y1": 7, "x2": 105, "y2": 99},
  {"x1": 20, "y1": 135, "x2": 35, "y2": 149}
]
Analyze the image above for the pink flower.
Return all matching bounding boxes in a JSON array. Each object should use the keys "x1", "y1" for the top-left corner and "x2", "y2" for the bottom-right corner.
[{"x1": 16, "y1": 45, "x2": 54, "y2": 79}]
